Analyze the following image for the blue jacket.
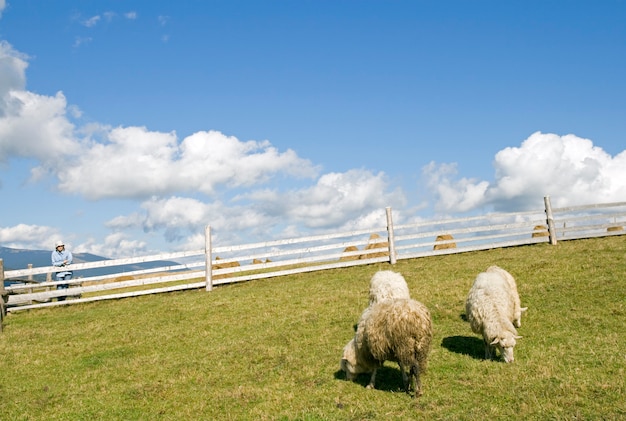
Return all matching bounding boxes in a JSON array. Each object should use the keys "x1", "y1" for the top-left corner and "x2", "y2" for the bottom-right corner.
[{"x1": 51, "y1": 249, "x2": 73, "y2": 278}]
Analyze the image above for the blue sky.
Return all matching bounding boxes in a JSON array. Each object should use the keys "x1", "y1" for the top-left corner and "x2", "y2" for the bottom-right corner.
[{"x1": 1, "y1": 0, "x2": 625, "y2": 258}]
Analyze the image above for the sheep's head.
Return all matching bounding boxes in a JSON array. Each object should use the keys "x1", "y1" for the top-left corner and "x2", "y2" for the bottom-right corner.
[
  {"x1": 490, "y1": 333, "x2": 522, "y2": 363},
  {"x1": 340, "y1": 339, "x2": 358, "y2": 380},
  {"x1": 340, "y1": 339, "x2": 373, "y2": 380}
]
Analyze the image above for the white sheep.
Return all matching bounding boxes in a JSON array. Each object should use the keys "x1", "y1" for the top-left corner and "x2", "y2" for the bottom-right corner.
[
  {"x1": 485, "y1": 265, "x2": 527, "y2": 328},
  {"x1": 368, "y1": 270, "x2": 411, "y2": 305},
  {"x1": 465, "y1": 267, "x2": 524, "y2": 363},
  {"x1": 341, "y1": 298, "x2": 433, "y2": 397}
]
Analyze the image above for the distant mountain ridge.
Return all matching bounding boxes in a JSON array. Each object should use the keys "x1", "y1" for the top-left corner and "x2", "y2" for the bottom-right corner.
[
  {"x1": 0, "y1": 246, "x2": 107, "y2": 271},
  {"x1": 1, "y1": 246, "x2": 179, "y2": 284}
]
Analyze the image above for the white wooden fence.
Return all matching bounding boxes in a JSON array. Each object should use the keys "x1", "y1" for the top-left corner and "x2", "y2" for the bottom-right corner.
[{"x1": 1, "y1": 196, "x2": 624, "y2": 316}]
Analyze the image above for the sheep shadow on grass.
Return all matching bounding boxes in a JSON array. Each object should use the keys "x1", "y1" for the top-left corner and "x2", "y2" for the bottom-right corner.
[
  {"x1": 334, "y1": 366, "x2": 405, "y2": 392},
  {"x1": 441, "y1": 335, "x2": 485, "y2": 360}
]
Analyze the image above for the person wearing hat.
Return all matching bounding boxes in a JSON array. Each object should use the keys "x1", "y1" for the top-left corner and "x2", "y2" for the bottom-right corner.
[{"x1": 51, "y1": 241, "x2": 73, "y2": 301}]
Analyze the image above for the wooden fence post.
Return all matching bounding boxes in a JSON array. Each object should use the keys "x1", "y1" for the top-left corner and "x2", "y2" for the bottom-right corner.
[
  {"x1": 385, "y1": 207, "x2": 397, "y2": 265},
  {"x1": 205, "y1": 225, "x2": 213, "y2": 291},
  {"x1": 544, "y1": 195, "x2": 558, "y2": 245},
  {"x1": 1, "y1": 259, "x2": 7, "y2": 331}
]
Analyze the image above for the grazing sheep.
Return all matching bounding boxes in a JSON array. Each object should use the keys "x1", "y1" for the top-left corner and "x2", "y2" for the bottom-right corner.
[
  {"x1": 465, "y1": 268, "x2": 524, "y2": 363},
  {"x1": 485, "y1": 265, "x2": 527, "y2": 328},
  {"x1": 368, "y1": 270, "x2": 411, "y2": 305},
  {"x1": 341, "y1": 298, "x2": 433, "y2": 397}
]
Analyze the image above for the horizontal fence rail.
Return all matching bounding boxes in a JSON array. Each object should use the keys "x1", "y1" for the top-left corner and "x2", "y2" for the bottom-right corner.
[{"x1": 1, "y1": 196, "x2": 624, "y2": 316}]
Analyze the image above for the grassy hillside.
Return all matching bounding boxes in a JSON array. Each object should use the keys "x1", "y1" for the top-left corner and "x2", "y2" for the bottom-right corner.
[{"x1": 1, "y1": 236, "x2": 624, "y2": 420}]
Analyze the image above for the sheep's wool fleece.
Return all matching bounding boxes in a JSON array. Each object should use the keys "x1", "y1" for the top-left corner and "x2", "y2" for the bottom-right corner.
[
  {"x1": 466, "y1": 271, "x2": 518, "y2": 340},
  {"x1": 485, "y1": 265, "x2": 523, "y2": 327},
  {"x1": 357, "y1": 298, "x2": 433, "y2": 372},
  {"x1": 368, "y1": 270, "x2": 411, "y2": 305}
]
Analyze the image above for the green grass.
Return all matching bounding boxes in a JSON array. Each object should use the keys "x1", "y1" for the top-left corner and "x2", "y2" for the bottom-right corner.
[{"x1": 1, "y1": 236, "x2": 625, "y2": 420}]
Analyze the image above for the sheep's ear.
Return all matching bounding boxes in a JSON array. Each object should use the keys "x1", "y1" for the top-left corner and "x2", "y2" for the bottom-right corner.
[
  {"x1": 521, "y1": 307, "x2": 528, "y2": 313},
  {"x1": 515, "y1": 335, "x2": 523, "y2": 339},
  {"x1": 490, "y1": 338, "x2": 500, "y2": 345}
]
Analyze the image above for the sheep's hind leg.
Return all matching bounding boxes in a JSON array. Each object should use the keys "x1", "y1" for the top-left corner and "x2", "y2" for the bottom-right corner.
[
  {"x1": 366, "y1": 368, "x2": 378, "y2": 389},
  {"x1": 409, "y1": 364, "x2": 422, "y2": 397},
  {"x1": 398, "y1": 363, "x2": 409, "y2": 392}
]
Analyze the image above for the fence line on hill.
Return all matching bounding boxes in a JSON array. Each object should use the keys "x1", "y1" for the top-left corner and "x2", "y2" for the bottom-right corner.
[{"x1": 1, "y1": 196, "x2": 624, "y2": 317}]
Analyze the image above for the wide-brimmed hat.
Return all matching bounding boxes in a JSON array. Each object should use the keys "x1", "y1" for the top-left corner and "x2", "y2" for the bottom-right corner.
[{"x1": 55, "y1": 241, "x2": 65, "y2": 247}]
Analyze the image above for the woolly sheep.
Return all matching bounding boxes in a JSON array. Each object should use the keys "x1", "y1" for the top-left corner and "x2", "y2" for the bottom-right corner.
[
  {"x1": 485, "y1": 265, "x2": 527, "y2": 328},
  {"x1": 465, "y1": 267, "x2": 524, "y2": 363},
  {"x1": 368, "y1": 270, "x2": 411, "y2": 305},
  {"x1": 341, "y1": 298, "x2": 433, "y2": 397}
]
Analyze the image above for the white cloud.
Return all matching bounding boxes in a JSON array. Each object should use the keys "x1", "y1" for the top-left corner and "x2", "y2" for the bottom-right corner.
[
  {"x1": 82, "y1": 15, "x2": 101, "y2": 28},
  {"x1": 75, "y1": 232, "x2": 147, "y2": 258},
  {"x1": 422, "y1": 161, "x2": 489, "y2": 213},
  {"x1": 424, "y1": 132, "x2": 626, "y2": 213},
  {"x1": 98, "y1": 168, "x2": 406, "y2": 251},
  {"x1": 488, "y1": 132, "x2": 626, "y2": 209},
  {"x1": 57, "y1": 126, "x2": 179, "y2": 198},
  {"x1": 1, "y1": 43, "x2": 80, "y2": 166},
  {"x1": 0, "y1": 223, "x2": 61, "y2": 250},
  {"x1": 0, "y1": 41, "x2": 28, "y2": 103},
  {"x1": 183, "y1": 131, "x2": 318, "y2": 186},
  {"x1": 125, "y1": 12, "x2": 137, "y2": 20},
  {"x1": 56, "y1": 128, "x2": 319, "y2": 199},
  {"x1": 248, "y1": 169, "x2": 407, "y2": 229},
  {"x1": 292, "y1": 170, "x2": 403, "y2": 227},
  {"x1": 0, "y1": 90, "x2": 79, "y2": 166},
  {"x1": 105, "y1": 196, "x2": 274, "y2": 249}
]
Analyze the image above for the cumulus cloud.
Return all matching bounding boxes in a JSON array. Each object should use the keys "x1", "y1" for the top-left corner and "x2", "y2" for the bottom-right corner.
[
  {"x1": 105, "y1": 196, "x2": 275, "y2": 250},
  {"x1": 0, "y1": 41, "x2": 29, "y2": 113},
  {"x1": 270, "y1": 169, "x2": 405, "y2": 228},
  {"x1": 422, "y1": 162, "x2": 489, "y2": 213},
  {"x1": 0, "y1": 221, "x2": 148, "y2": 257},
  {"x1": 424, "y1": 132, "x2": 626, "y2": 213},
  {"x1": 0, "y1": 223, "x2": 61, "y2": 249},
  {"x1": 0, "y1": 90, "x2": 79, "y2": 165},
  {"x1": 488, "y1": 132, "x2": 626, "y2": 209},
  {"x1": 1, "y1": 42, "x2": 81, "y2": 167},
  {"x1": 57, "y1": 128, "x2": 319, "y2": 199},
  {"x1": 100, "y1": 168, "x2": 405, "y2": 251},
  {"x1": 75, "y1": 232, "x2": 148, "y2": 257}
]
